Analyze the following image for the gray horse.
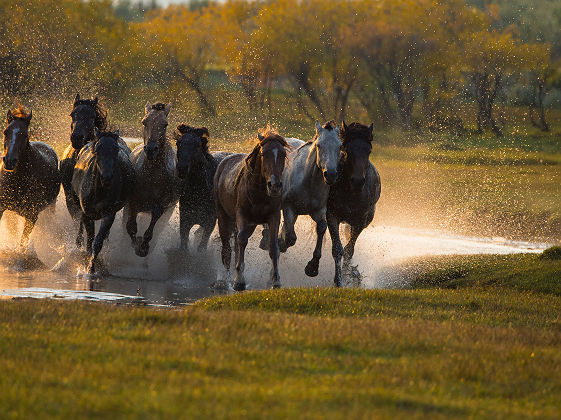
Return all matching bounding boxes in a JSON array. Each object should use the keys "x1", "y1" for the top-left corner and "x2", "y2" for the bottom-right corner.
[
  {"x1": 125, "y1": 102, "x2": 178, "y2": 257},
  {"x1": 277, "y1": 121, "x2": 341, "y2": 277}
]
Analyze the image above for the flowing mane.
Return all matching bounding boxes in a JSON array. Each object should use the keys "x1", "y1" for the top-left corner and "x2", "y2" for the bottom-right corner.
[
  {"x1": 7, "y1": 104, "x2": 30, "y2": 121},
  {"x1": 74, "y1": 98, "x2": 108, "y2": 131}
]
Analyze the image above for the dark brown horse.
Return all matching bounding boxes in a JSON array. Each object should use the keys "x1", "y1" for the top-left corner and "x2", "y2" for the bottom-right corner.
[
  {"x1": 327, "y1": 121, "x2": 381, "y2": 286},
  {"x1": 60, "y1": 94, "x2": 108, "y2": 248},
  {"x1": 72, "y1": 129, "x2": 135, "y2": 274},
  {"x1": 0, "y1": 106, "x2": 60, "y2": 249},
  {"x1": 125, "y1": 102, "x2": 178, "y2": 257},
  {"x1": 214, "y1": 129, "x2": 289, "y2": 290},
  {"x1": 175, "y1": 124, "x2": 230, "y2": 252}
]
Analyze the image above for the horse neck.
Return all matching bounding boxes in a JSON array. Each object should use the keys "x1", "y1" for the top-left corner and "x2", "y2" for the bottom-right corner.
[{"x1": 243, "y1": 157, "x2": 267, "y2": 196}]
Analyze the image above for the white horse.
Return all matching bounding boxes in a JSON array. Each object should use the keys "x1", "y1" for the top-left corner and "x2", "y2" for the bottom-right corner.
[{"x1": 279, "y1": 121, "x2": 341, "y2": 277}]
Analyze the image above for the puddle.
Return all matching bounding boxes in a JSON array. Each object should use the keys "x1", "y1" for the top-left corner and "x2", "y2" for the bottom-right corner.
[{"x1": 0, "y1": 192, "x2": 548, "y2": 306}]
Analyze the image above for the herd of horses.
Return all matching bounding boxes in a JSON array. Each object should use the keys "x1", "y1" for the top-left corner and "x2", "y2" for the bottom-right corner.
[{"x1": 0, "y1": 96, "x2": 381, "y2": 289}]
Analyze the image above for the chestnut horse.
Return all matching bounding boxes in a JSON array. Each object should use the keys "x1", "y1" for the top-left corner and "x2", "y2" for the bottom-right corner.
[
  {"x1": 327, "y1": 121, "x2": 381, "y2": 286},
  {"x1": 0, "y1": 106, "x2": 60, "y2": 249},
  {"x1": 214, "y1": 130, "x2": 289, "y2": 290}
]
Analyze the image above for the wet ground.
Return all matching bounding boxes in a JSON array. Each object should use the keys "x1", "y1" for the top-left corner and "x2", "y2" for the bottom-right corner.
[{"x1": 0, "y1": 195, "x2": 548, "y2": 305}]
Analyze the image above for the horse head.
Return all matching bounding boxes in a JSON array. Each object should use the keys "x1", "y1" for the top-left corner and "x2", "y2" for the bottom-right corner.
[
  {"x1": 70, "y1": 94, "x2": 106, "y2": 149},
  {"x1": 174, "y1": 124, "x2": 210, "y2": 179},
  {"x1": 246, "y1": 129, "x2": 289, "y2": 197},
  {"x1": 142, "y1": 101, "x2": 171, "y2": 160},
  {"x1": 93, "y1": 128, "x2": 121, "y2": 188},
  {"x1": 340, "y1": 121, "x2": 374, "y2": 192},
  {"x1": 2, "y1": 106, "x2": 32, "y2": 172},
  {"x1": 314, "y1": 120, "x2": 341, "y2": 185}
]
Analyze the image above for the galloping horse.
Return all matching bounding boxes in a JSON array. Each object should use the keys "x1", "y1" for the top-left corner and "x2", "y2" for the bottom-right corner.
[
  {"x1": 72, "y1": 129, "x2": 135, "y2": 274},
  {"x1": 277, "y1": 121, "x2": 341, "y2": 277},
  {"x1": 0, "y1": 106, "x2": 60, "y2": 249},
  {"x1": 214, "y1": 129, "x2": 289, "y2": 290},
  {"x1": 327, "y1": 121, "x2": 381, "y2": 286},
  {"x1": 125, "y1": 102, "x2": 178, "y2": 257},
  {"x1": 175, "y1": 124, "x2": 230, "y2": 252},
  {"x1": 60, "y1": 94, "x2": 108, "y2": 247}
]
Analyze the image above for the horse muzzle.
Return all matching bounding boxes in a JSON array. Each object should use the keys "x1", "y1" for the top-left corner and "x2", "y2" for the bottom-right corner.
[
  {"x1": 350, "y1": 176, "x2": 366, "y2": 191},
  {"x1": 2, "y1": 156, "x2": 17, "y2": 172},
  {"x1": 144, "y1": 145, "x2": 159, "y2": 160},
  {"x1": 267, "y1": 180, "x2": 283, "y2": 197}
]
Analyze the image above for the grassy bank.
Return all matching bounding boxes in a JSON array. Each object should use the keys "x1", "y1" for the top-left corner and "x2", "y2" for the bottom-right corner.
[{"x1": 1, "y1": 252, "x2": 561, "y2": 418}]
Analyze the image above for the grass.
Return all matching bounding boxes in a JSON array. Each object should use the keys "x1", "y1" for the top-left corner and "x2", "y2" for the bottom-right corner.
[{"x1": 2, "y1": 252, "x2": 561, "y2": 418}]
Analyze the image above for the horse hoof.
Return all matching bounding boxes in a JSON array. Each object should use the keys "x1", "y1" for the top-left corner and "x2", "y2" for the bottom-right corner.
[
  {"x1": 258, "y1": 237, "x2": 269, "y2": 251},
  {"x1": 233, "y1": 282, "x2": 246, "y2": 291},
  {"x1": 304, "y1": 260, "x2": 319, "y2": 277},
  {"x1": 271, "y1": 283, "x2": 281, "y2": 289},
  {"x1": 135, "y1": 242, "x2": 149, "y2": 258},
  {"x1": 278, "y1": 238, "x2": 287, "y2": 253},
  {"x1": 334, "y1": 278, "x2": 342, "y2": 288}
]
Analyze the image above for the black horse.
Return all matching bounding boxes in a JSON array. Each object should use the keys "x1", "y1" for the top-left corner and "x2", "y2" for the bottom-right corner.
[
  {"x1": 72, "y1": 129, "x2": 135, "y2": 274},
  {"x1": 327, "y1": 121, "x2": 381, "y2": 286},
  {"x1": 174, "y1": 124, "x2": 230, "y2": 252},
  {"x1": 59, "y1": 94, "x2": 108, "y2": 248},
  {"x1": 0, "y1": 106, "x2": 60, "y2": 249}
]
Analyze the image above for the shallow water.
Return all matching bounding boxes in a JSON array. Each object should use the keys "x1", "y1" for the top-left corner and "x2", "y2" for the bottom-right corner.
[{"x1": 0, "y1": 194, "x2": 548, "y2": 305}]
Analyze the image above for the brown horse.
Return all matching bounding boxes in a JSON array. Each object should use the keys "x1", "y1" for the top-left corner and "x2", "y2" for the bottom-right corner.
[
  {"x1": 60, "y1": 94, "x2": 108, "y2": 248},
  {"x1": 0, "y1": 106, "x2": 60, "y2": 249},
  {"x1": 125, "y1": 102, "x2": 178, "y2": 257},
  {"x1": 326, "y1": 121, "x2": 381, "y2": 286},
  {"x1": 214, "y1": 129, "x2": 289, "y2": 290}
]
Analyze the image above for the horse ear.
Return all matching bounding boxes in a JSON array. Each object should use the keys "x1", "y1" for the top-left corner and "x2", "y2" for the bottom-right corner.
[
  {"x1": 258, "y1": 133, "x2": 265, "y2": 142},
  {"x1": 6, "y1": 110, "x2": 14, "y2": 123},
  {"x1": 94, "y1": 127, "x2": 101, "y2": 139},
  {"x1": 114, "y1": 129, "x2": 120, "y2": 137},
  {"x1": 145, "y1": 102, "x2": 151, "y2": 114},
  {"x1": 369, "y1": 123, "x2": 374, "y2": 134},
  {"x1": 164, "y1": 103, "x2": 171, "y2": 116},
  {"x1": 315, "y1": 120, "x2": 322, "y2": 133},
  {"x1": 93, "y1": 96, "x2": 98, "y2": 106},
  {"x1": 342, "y1": 120, "x2": 348, "y2": 132},
  {"x1": 25, "y1": 110, "x2": 32, "y2": 124},
  {"x1": 74, "y1": 94, "x2": 80, "y2": 106}
]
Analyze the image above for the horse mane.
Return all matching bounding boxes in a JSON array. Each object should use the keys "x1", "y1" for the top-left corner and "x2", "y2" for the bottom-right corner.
[
  {"x1": 151, "y1": 102, "x2": 167, "y2": 112},
  {"x1": 7, "y1": 104, "x2": 29, "y2": 121},
  {"x1": 96, "y1": 130, "x2": 120, "y2": 142},
  {"x1": 174, "y1": 124, "x2": 212, "y2": 159},
  {"x1": 311, "y1": 120, "x2": 337, "y2": 142},
  {"x1": 74, "y1": 98, "x2": 108, "y2": 131},
  {"x1": 341, "y1": 122, "x2": 373, "y2": 146}
]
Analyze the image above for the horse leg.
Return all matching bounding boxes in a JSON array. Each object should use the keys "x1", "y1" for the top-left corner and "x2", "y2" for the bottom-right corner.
[
  {"x1": 83, "y1": 215, "x2": 95, "y2": 255},
  {"x1": 197, "y1": 216, "x2": 215, "y2": 252},
  {"x1": 179, "y1": 202, "x2": 191, "y2": 252},
  {"x1": 278, "y1": 206, "x2": 297, "y2": 253},
  {"x1": 19, "y1": 214, "x2": 38, "y2": 251},
  {"x1": 259, "y1": 224, "x2": 270, "y2": 251},
  {"x1": 125, "y1": 204, "x2": 139, "y2": 248},
  {"x1": 305, "y1": 209, "x2": 327, "y2": 277},
  {"x1": 268, "y1": 213, "x2": 282, "y2": 289},
  {"x1": 217, "y1": 208, "x2": 234, "y2": 271},
  {"x1": 136, "y1": 205, "x2": 164, "y2": 257},
  {"x1": 327, "y1": 213, "x2": 343, "y2": 287},
  {"x1": 75, "y1": 220, "x2": 84, "y2": 249},
  {"x1": 88, "y1": 213, "x2": 116, "y2": 274},
  {"x1": 343, "y1": 224, "x2": 363, "y2": 263},
  {"x1": 234, "y1": 217, "x2": 256, "y2": 291}
]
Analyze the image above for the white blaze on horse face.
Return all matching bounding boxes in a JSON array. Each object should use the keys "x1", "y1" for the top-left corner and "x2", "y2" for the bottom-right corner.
[
  {"x1": 10, "y1": 128, "x2": 20, "y2": 153},
  {"x1": 272, "y1": 148, "x2": 278, "y2": 164}
]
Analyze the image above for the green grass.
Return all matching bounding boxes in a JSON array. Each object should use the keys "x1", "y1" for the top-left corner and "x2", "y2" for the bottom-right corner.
[{"x1": 2, "y1": 252, "x2": 561, "y2": 418}]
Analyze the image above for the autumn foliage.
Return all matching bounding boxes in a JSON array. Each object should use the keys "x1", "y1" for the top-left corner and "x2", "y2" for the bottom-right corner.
[{"x1": 0, "y1": 0, "x2": 556, "y2": 135}]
